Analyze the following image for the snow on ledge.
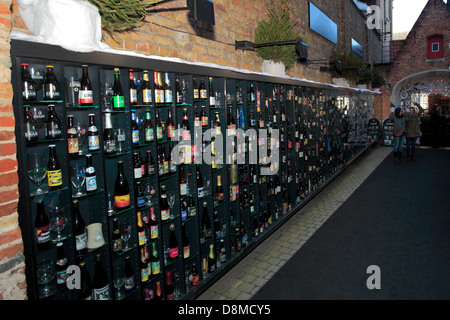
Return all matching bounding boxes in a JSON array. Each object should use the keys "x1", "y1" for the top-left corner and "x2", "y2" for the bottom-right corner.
[{"x1": 11, "y1": 31, "x2": 381, "y2": 95}]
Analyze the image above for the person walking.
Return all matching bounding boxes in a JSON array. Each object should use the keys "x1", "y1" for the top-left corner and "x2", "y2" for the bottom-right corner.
[
  {"x1": 404, "y1": 102, "x2": 424, "y2": 161},
  {"x1": 390, "y1": 105, "x2": 406, "y2": 162}
]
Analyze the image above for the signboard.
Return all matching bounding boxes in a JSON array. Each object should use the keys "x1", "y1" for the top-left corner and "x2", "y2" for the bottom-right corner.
[
  {"x1": 351, "y1": 38, "x2": 364, "y2": 60},
  {"x1": 382, "y1": 119, "x2": 394, "y2": 146},
  {"x1": 367, "y1": 118, "x2": 380, "y2": 143},
  {"x1": 309, "y1": 2, "x2": 338, "y2": 44}
]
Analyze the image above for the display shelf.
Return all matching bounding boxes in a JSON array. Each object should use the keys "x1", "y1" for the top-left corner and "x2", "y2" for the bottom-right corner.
[{"x1": 12, "y1": 40, "x2": 375, "y2": 300}]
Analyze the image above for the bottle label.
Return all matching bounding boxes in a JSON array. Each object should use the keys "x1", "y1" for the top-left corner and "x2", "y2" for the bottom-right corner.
[
  {"x1": 56, "y1": 261, "x2": 68, "y2": 285},
  {"x1": 113, "y1": 96, "x2": 125, "y2": 108},
  {"x1": 138, "y1": 230, "x2": 146, "y2": 246},
  {"x1": 192, "y1": 274, "x2": 199, "y2": 286},
  {"x1": 79, "y1": 90, "x2": 93, "y2": 104},
  {"x1": 134, "y1": 167, "x2": 142, "y2": 179},
  {"x1": 88, "y1": 134, "x2": 100, "y2": 151},
  {"x1": 165, "y1": 90, "x2": 173, "y2": 103},
  {"x1": 170, "y1": 247, "x2": 178, "y2": 259},
  {"x1": 130, "y1": 89, "x2": 137, "y2": 103},
  {"x1": 75, "y1": 232, "x2": 87, "y2": 251},
  {"x1": 46, "y1": 123, "x2": 62, "y2": 139},
  {"x1": 104, "y1": 139, "x2": 117, "y2": 154},
  {"x1": 86, "y1": 175, "x2": 97, "y2": 192},
  {"x1": 137, "y1": 195, "x2": 146, "y2": 208},
  {"x1": 125, "y1": 275, "x2": 135, "y2": 291},
  {"x1": 132, "y1": 129, "x2": 139, "y2": 144},
  {"x1": 161, "y1": 209, "x2": 170, "y2": 221},
  {"x1": 155, "y1": 89, "x2": 164, "y2": 103},
  {"x1": 198, "y1": 187, "x2": 204, "y2": 198},
  {"x1": 47, "y1": 169, "x2": 62, "y2": 187},
  {"x1": 68, "y1": 137, "x2": 79, "y2": 154},
  {"x1": 36, "y1": 225, "x2": 50, "y2": 244},
  {"x1": 183, "y1": 245, "x2": 190, "y2": 259},
  {"x1": 141, "y1": 267, "x2": 149, "y2": 282},
  {"x1": 112, "y1": 238, "x2": 123, "y2": 252},
  {"x1": 44, "y1": 84, "x2": 60, "y2": 100},
  {"x1": 25, "y1": 124, "x2": 39, "y2": 141},
  {"x1": 143, "y1": 89, "x2": 152, "y2": 103},
  {"x1": 115, "y1": 194, "x2": 130, "y2": 208},
  {"x1": 145, "y1": 128, "x2": 154, "y2": 142},
  {"x1": 152, "y1": 260, "x2": 160, "y2": 275},
  {"x1": 181, "y1": 208, "x2": 187, "y2": 221},
  {"x1": 93, "y1": 284, "x2": 110, "y2": 300},
  {"x1": 156, "y1": 126, "x2": 163, "y2": 140},
  {"x1": 180, "y1": 183, "x2": 187, "y2": 196},
  {"x1": 150, "y1": 225, "x2": 158, "y2": 239}
]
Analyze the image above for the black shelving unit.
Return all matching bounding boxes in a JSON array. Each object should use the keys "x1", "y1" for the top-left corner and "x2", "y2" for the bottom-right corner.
[{"x1": 12, "y1": 39, "x2": 377, "y2": 300}]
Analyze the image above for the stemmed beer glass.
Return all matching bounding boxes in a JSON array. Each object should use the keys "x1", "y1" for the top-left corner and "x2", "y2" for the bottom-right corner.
[
  {"x1": 71, "y1": 163, "x2": 86, "y2": 197},
  {"x1": 27, "y1": 151, "x2": 47, "y2": 196}
]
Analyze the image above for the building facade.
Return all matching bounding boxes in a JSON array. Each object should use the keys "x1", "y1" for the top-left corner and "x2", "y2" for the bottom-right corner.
[
  {"x1": 1, "y1": 0, "x2": 390, "y2": 299},
  {"x1": 375, "y1": 0, "x2": 449, "y2": 144}
]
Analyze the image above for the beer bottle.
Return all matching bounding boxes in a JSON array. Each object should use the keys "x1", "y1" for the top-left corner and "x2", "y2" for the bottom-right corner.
[
  {"x1": 168, "y1": 223, "x2": 179, "y2": 260},
  {"x1": 131, "y1": 110, "x2": 140, "y2": 145},
  {"x1": 112, "y1": 68, "x2": 125, "y2": 109},
  {"x1": 21, "y1": 63, "x2": 37, "y2": 101},
  {"x1": 199, "y1": 79, "x2": 207, "y2": 99},
  {"x1": 72, "y1": 199, "x2": 87, "y2": 256},
  {"x1": 43, "y1": 65, "x2": 61, "y2": 100},
  {"x1": 181, "y1": 222, "x2": 190, "y2": 259},
  {"x1": 35, "y1": 201, "x2": 51, "y2": 250},
  {"x1": 103, "y1": 113, "x2": 116, "y2": 155},
  {"x1": 78, "y1": 260, "x2": 93, "y2": 300},
  {"x1": 166, "y1": 108, "x2": 175, "y2": 139},
  {"x1": 128, "y1": 69, "x2": 137, "y2": 105},
  {"x1": 143, "y1": 109, "x2": 154, "y2": 143},
  {"x1": 111, "y1": 218, "x2": 123, "y2": 254},
  {"x1": 164, "y1": 73, "x2": 173, "y2": 103},
  {"x1": 114, "y1": 161, "x2": 130, "y2": 210},
  {"x1": 56, "y1": 242, "x2": 69, "y2": 288},
  {"x1": 45, "y1": 105, "x2": 62, "y2": 139},
  {"x1": 67, "y1": 115, "x2": 79, "y2": 155},
  {"x1": 142, "y1": 70, "x2": 152, "y2": 105},
  {"x1": 93, "y1": 254, "x2": 110, "y2": 300},
  {"x1": 47, "y1": 144, "x2": 62, "y2": 191},
  {"x1": 85, "y1": 154, "x2": 97, "y2": 193},
  {"x1": 79, "y1": 65, "x2": 93, "y2": 106},
  {"x1": 149, "y1": 206, "x2": 158, "y2": 240},
  {"x1": 160, "y1": 185, "x2": 170, "y2": 221},
  {"x1": 87, "y1": 114, "x2": 100, "y2": 152},
  {"x1": 24, "y1": 106, "x2": 39, "y2": 142}
]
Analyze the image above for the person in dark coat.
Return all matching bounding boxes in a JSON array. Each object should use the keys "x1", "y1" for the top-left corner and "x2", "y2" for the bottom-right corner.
[
  {"x1": 429, "y1": 104, "x2": 440, "y2": 148},
  {"x1": 404, "y1": 102, "x2": 424, "y2": 160}
]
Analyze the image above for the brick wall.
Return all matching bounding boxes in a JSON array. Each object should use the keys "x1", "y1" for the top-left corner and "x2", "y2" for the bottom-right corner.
[
  {"x1": 379, "y1": 0, "x2": 449, "y2": 120},
  {"x1": 10, "y1": 0, "x2": 383, "y2": 84},
  {"x1": 0, "y1": 0, "x2": 27, "y2": 300}
]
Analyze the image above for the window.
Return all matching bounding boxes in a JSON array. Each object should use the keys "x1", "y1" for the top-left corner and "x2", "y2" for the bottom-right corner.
[
  {"x1": 432, "y1": 43, "x2": 439, "y2": 52},
  {"x1": 428, "y1": 35, "x2": 443, "y2": 59}
]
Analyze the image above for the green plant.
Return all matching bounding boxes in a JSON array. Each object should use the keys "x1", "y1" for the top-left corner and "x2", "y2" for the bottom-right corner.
[
  {"x1": 88, "y1": 0, "x2": 157, "y2": 35},
  {"x1": 254, "y1": 1, "x2": 304, "y2": 69},
  {"x1": 331, "y1": 45, "x2": 367, "y2": 82}
]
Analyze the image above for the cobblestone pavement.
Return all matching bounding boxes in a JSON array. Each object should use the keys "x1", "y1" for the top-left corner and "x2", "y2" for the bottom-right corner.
[{"x1": 197, "y1": 145, "x2": 392, "y2": 300}]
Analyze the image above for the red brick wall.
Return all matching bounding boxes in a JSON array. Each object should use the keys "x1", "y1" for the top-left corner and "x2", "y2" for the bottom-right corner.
[
  {"x1": 379, "y1": 0, "x2": 450, "y2": 120},
  {"x1": 0, "y1": 0, "x2": 27, "y2": 300}
]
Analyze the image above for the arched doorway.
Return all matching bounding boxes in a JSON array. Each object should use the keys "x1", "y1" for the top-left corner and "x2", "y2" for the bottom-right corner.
[{"x1": 391, "y1": 70, "x2": 450, "y2": 147}]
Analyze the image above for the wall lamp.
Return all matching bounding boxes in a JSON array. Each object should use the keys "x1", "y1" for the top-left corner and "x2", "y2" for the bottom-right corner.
[{"x1": 235, "y1": 38, "x2": 309, "y2": 63}]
